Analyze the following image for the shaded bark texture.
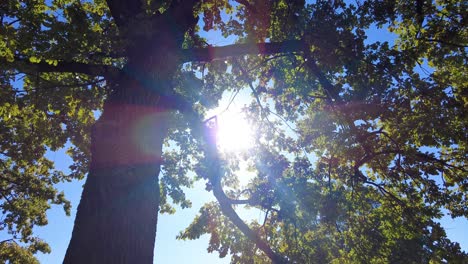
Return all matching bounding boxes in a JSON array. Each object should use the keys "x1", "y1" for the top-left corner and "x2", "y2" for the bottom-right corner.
[
  {"x1": 204, "y1": 133, "x2": 287, "y2": 264},
  {"x1": 64, "y1": 78, "x2": 170, "y2": 263},
  {"x1": 63, "y1": 0, "x2": 199, "y2": 261}
]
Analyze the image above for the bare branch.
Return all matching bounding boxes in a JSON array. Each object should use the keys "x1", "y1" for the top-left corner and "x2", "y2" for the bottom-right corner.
[
  {"x1": 213, "y1": 187, "x2": 286, "y2": 263},
  {"x1": 262, "y1": 209, "x2": 270, "y2": 229},
  {"x1": 420, "y1": 38, "x2": 468, "y2": 48},
  {"x1": 6, "y1": 57, "x2": 120, "y2": 78},
  {"x1": 355, "y1": 150, "x2": 401, "y2": 169},
  {"x1": 226, "y1": 198, "x2": 253, "y2": 205},
  {"x1": 0, "y1": 239, "x2": 14, "y2": 244},
  {"x1": 304, "y1": 57, "x2": 340, "y2": 103},
  {"x1": 415, "y1": 152, "x2": 467, "y2": 173},
  {"x1": 363, "y1": 180, "x2": 405, "y2": 206},
  {"x1": 181, "y1": 40, "x2": 305, "y2": 62},
  {"x1": 13, "y1": 78, "x2": 105, "y2": 94},
  {"x1": 233, "y1": 58, "x2": 267, "y2": 117},
  {"x1": 199, "y1": 120, "x2": 287, "y2": 263}
]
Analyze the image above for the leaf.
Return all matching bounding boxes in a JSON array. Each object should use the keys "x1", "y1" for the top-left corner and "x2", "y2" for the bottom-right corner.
[
  {"x1": 29, "y1": 56, "x2": 41, "y2": 63},
  {"x1": 45, "y1": 59, "x2": 58, "y2": 66}
]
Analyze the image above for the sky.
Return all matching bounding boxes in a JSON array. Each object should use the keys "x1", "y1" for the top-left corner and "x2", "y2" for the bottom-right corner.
[{"x1": 3, "y1": 2, "x2": 467, "y2": 263}]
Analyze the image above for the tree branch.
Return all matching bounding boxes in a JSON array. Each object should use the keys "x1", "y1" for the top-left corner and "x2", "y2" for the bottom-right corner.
[
  {"x1": 355, "y1": 149, "x2": 401, "y2": 170},
  {"x1": 105, "y1": 0, "x2": 145, "y2": 29},
  {"x1": 233, "y1": 58, "x2": 267, "y2": 117},
  {"x1": 415, "y1": 152, "x2": 467, "y2": 173},
  {"x1": 235, "y1": 0, "x2": 258, "y2": 14},
  {"x1": 181, "y1": 40, "x2": 305, "y2": 62},
  {"x1": 13, "y1": 78, "x2": 105, "y2": 94},
  {"x1": 9, "y1": 40, "x2": 306, "y2": 78},
  {"x1": 363, "y1": 180, "x2": 405, "y2": 206},
  {"x1": 226, "y1": 197, "x2": 253, "y2": 205},
  {"x1": 166, "y1": 0, "x2": 200, "y2": 32},
  {"x1": 213, "y1": 186, "x2": 286, "y2": 263},
  {"x1": 420, "y1": 38, "x2": 468, "y2": 48},
  {"x1": 7, "y1": 57, "x2": 120, "y2": 77},
  {"x1": 199, "y1": 121, "x2": 287, "y2": 263},
  {"x1": 0, "y1": 239, "x2": 14, "y2": 244},
  {"x1": 303, "y1": 57, "x2": 340, "y2": 102}
]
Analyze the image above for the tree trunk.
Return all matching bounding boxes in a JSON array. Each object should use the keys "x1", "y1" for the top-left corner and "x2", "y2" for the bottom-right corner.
[
  {"x1": 62, "y1": 4, "x2": 197, "y2": 259},
  {"x1": 63, "y1": 77, "x2": 170, "y2": 264}
]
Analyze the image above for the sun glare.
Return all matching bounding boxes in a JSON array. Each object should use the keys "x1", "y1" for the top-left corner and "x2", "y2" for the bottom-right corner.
[{"x1": 216, "y1": 111, "x2": 254, "y2": 152}]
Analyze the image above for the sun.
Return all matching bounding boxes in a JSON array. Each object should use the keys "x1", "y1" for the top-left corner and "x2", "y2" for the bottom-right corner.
[{"x1": 216, "y1": 111, "x2": 254, "y2": 152}]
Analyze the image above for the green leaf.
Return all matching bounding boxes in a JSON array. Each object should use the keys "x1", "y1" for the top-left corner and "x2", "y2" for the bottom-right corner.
[{"x1": 29, "y1": 56, "x2": 41, "y2": 63}]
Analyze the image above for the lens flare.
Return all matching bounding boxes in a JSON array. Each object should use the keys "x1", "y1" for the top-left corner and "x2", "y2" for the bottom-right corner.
[{"x1": 216, "y1": 111, "x2": 253, "y2": 152}]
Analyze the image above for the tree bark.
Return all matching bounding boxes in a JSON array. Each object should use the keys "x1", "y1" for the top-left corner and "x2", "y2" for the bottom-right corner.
[
  {"x1": 63, "y1": 77, "x2": 170, "y2": 264},
  {"x1": 62, "y1": 1, "x2": 195, "y2": 260},
  {"x1": 201, "y1": 124, "x2": 286, "y2": 263}
]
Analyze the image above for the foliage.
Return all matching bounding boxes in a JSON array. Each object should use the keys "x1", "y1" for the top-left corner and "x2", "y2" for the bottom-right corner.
[
  {"x1": 1, "y1": 0, "x2": 109, "y2": 260},
  {"x1": 1, "y1": 0, "x2": 467, "y2": 263},
  {"x1": 177, "y1": 0, "x2": 468, "y2": 263}
]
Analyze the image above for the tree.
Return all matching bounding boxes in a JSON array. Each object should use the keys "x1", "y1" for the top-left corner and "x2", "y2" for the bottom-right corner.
[{"x1": 1, "y1": 0, "x2": 467, "y2": 263}]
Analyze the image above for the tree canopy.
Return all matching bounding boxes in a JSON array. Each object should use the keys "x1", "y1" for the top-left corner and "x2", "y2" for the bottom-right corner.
[{"x1": 1, "y1": 0, "x2": 467, "y2": 263}]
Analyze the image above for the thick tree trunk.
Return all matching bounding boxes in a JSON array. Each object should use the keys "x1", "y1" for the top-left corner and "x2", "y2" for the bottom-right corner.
[{"x1": 64, "y1": 78, "x2": 170, "y2": 264}]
